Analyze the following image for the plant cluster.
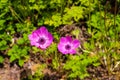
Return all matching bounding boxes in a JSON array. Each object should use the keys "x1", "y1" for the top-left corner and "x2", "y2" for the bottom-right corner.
[{"x1": 0, "y1": 0, "x2": 120, "y2": 79}]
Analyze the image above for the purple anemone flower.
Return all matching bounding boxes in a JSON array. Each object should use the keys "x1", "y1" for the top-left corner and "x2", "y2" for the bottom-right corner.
[
  {"x1": 58, "y1": 36, "x2": 80, "y2": 54},
  {"x1": 29, "y1": 26, "x2": 53, "y2": 50}
]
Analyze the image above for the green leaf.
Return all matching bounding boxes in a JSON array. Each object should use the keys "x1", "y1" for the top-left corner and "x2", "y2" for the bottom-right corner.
[
  {"x1": 29, "y1": 0, "x2": 35, "y2": 3},
  {"x1": 0, "y1": 56, "x2": 4, "y2": 63},
  {"x1": 0, "y1": 40, "x2": 8, "y2": 50},
  {"x1": 18, "y1": 59, "x2": 24, "y2": 67},
  {"x1": 93, "y1": 62, "x2": 100, "y2": 66},
  {"x1": 1, "y1": 0, "x2": 8, "y2": 3},
  {"x1": 10, "y1": 55, "x2": 17, "y2": 62},
  {"x1": 0, "y1": 20, "x2": 5, "y2": 25},
  {"x1": 72, "y1": 29, "x2": 80, "y2": 39},
  {"x1": 17, "y1": 38, "x2": 25, "y2": 44}
]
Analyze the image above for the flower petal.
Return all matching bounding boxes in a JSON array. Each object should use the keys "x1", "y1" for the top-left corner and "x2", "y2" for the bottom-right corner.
[
  {"x1": 72, "y1": 40, "x2": 80, "y2": 48},
  {"x1": 38, "y1": 32, "x2": 53, "y2": 49},
  {"x1": 69, "y1": 49, "x2": 76, "y2": 54},
  {"x1": 41, "y1": 40, "x2": 52, "y2": 49},
  {"x1": 66, "y1": 36, "x2": 72, "y2": 42},
  {"x1": 37, "y1": 26, "x2": 48, "y2": 35},
  {"x1": 58, "y1": 43, "x2": 68, "y2": 54},
  {"x1": 29, "y1": 32, "x2": 38, "y2": 41},
  {"x1": 39, "y1": 45, "x2": 47, "y2": 50},
  {"x1": 60, "y1": 37, "x2": 67, "y2": 43},
  {"x1": 48, "y1": 32, "x2": 53, "y2": 42}
]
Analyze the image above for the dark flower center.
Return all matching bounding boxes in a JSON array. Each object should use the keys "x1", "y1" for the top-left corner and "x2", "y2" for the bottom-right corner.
[
  {"x1": 65, "y1": 44, "x2": 71, "y2": 50},
  {"x1": 38, "y1": 38, "x2": 46, "y2": 45}
]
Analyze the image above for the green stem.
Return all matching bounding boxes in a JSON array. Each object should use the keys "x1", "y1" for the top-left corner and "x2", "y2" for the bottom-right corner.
[
  {"x1": 55, "y1": 50, "x2": 59, "y2": 69},
  {"x1": 114, "y1": 0, "x2": 117, "y2": 41},
  {"x1": 9, "y1": 6, "x2": 24, "y2": 23},
  {"x1": 61, "y1": 0, "x2": 64, "y2": 24}
]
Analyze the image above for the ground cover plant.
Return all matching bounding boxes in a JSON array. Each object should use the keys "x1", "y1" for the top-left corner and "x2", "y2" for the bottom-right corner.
[{"x1": 0, "y1": 0, "x2": 120, "y2": 80}]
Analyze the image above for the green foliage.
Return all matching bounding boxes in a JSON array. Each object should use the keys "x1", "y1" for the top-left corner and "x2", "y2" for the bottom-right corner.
[
  {"x1": 0, "y1": 40, "x2": 9, "y2": 50},
  {"x1": 8, "y1": 44, "x2": 30, "y2": 66},
  {"x1": 46, "y1": 43, "x2": 57, "y2": 55},
  {"x1": 46, "y1": 43, "x2": 60, "y2": 69},
  {"x1": 83, "y1": 42, "x2": 95, "y2": 51},
  {"x1": 64, "y1": 54, "x2": 100, "y2": 79},
  {"x1": 63, "y1": 6, "x2": 84, "y2": 24},
  {"x1": 87, "y1": 4, "x2": 120, "y2": 73},
  {"x1": 72, "y1": 29, "x2": 80, "y2": 39},
  {"x1": 0, "y1": 0, "x2": 120, "y2": 79},
  {"x1": 44, "y1": 13, "x2": 62, "y2": 27},
  {"x1": 43, "y1": 0, "x2": 99, "y2": 27}
]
